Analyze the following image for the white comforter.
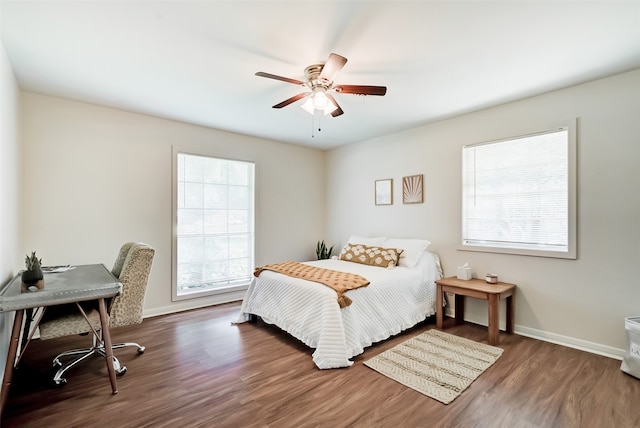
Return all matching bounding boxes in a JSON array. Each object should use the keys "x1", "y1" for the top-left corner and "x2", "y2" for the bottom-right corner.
[{"x1": 235, "y1": 252, "x2": 442, "y2": 369}]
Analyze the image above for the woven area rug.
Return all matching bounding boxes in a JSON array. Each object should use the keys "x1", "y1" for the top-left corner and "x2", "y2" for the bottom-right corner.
[{"x1": 364, "y1": 329, "x2": 503, "y2": 404}]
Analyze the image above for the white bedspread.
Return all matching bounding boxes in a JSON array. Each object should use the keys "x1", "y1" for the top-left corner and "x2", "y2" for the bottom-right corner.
[{"x1": 235, "y1": 252, "x2": 442, "y2": 369}]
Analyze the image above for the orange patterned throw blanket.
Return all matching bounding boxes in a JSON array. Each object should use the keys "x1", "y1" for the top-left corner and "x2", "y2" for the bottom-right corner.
[{"x1": 254, "y1": 261, "x2": 370, "y2": 308}]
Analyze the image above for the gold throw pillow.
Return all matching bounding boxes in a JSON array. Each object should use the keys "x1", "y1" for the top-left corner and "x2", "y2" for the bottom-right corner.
[{"x1": 339, "y1": 243, "x2": 403, "y2": 268}]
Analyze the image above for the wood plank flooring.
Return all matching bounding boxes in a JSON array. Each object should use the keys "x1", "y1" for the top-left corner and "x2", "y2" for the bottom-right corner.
[{"x1": 3, "y1": 302, "x2": 639, "y2": 427}]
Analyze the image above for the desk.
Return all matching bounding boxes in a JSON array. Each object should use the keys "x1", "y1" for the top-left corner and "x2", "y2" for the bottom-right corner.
[
  {"x1": 0, "y1": 264, "x2": 122, "y2": 417},
  {"x1": 435, "y1": 276, "x2": 515, "y2": 346}
]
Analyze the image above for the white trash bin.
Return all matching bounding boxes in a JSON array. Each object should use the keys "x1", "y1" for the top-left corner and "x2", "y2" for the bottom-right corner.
[{"x1": 621, "y1": 316, "x2": 640, "y2": 379}]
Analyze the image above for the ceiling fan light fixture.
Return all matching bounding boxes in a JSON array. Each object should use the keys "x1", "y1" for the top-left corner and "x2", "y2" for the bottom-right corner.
[
  {"x1": 301, "y1": 91, "x2": 337, "y2": 116},
  {"x1": 300, "y1": 97, "x2": 315, "y2": 115},
  {"x1": 323, "y1": 101, "x2": 338, "y2": 116},
  {"x1": 312, "y1": 90, "x2": 329, "y2": 109}
]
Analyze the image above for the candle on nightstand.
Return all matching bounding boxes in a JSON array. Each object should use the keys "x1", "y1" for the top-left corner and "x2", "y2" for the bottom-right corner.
[{"x1": 485, "y1": 273, "x2": 498, "y2": 284}]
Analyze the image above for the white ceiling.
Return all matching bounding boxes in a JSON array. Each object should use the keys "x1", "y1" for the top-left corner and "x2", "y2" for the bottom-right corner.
[{"x1": 2, "y1": 1, "x2": 639, "y2": 149}]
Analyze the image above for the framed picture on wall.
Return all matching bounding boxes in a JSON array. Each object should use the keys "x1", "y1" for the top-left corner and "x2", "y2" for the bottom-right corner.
[
  {"x1": 402, "y1": 174, "x2": 423, "y2": 204},
  {"x1": 375, "y1": 179, "x2": 393, "y2": 205}
]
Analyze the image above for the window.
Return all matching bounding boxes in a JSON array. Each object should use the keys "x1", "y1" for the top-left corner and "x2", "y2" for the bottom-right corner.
[
  {"x1": 461, "y1": 122, "x2": 576, "y2": 259},
  {"x1": 173, "y1": 152, "x2": 255, "y2": 300}
]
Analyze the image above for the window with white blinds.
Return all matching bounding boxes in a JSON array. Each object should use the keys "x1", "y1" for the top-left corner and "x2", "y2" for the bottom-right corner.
[
  {"x1": 173, "y1": 152, "x2": 255, "y2": 300},
  {"x1": 461, "y1": 124, "x2": 576, "y2": 258}
]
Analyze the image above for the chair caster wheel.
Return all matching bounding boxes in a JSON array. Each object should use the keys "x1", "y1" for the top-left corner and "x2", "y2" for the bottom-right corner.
[
  {"x1": 116, "y1": 366, "x2": 127, "y2": 376},
  {"x1": 137, "y1": 346, "x2": 145, "y2": 354},
  {"x1": 53, "y1": 378, "x2": 67, "y2": 387}
]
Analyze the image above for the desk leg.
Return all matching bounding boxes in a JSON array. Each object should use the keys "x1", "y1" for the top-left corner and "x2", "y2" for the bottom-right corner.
[
  {"x1": 436, "y1": 284, "x2": 443, "y2": 329},
  {"x1": 20, "y1": 309, "x2": 33, "y2": 353},
  {"x1": 506, "y1": 294, "x2": 514, "y2": 334},
  {"x1": 1, "y1": 309, "x2": 25, "y2": 418},
  {"x1": 488, "y1": 294, "x2": 499, "y2": 346},
  {"x1": 98, "y1": 298, "x2": 118, "y2": 395},
  {"x1": 454, "y1": 294, "x2": 465, "y2": 325}
]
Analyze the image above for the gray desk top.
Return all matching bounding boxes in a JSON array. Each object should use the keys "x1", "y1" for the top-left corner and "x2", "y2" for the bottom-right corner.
[{"x1": 0, "y1": 264, "x2": 122, "y2": 312}]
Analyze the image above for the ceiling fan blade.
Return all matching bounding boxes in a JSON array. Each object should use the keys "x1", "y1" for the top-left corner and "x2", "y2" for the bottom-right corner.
[
  {"x1": 326, "y1": 93, "x2": 344, "y2": 117},
  {"x1": 334, "y1": 85, "x2": 387, "y2": 96},
  {"x1": 320, "y1": 53, "x2": 347, "y2": 82},
  {"x1": 272, "y1": 93, "x2": 308, "y2": 109},
  {"x1": 255, "y1": 72, "x2": 305, "y2": 86}
]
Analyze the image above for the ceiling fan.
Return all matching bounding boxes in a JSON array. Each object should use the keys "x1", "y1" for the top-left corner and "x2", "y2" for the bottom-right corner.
[{"x1": 255, "y1": 53, "x2": 387, "y2": 118}]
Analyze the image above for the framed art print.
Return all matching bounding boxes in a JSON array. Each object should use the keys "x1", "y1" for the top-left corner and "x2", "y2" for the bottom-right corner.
[
  {"x1": 375, "y1": 179, "x2": 393, "y2": 205},
  {"x1": 402, "y1": 174, "x2": 423, "y2": 204}
]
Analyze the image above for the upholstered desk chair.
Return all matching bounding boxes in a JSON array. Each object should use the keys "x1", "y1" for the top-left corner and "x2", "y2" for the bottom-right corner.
[{"x1": 38, "y1": 242, "x2": 155, "y2": 385}]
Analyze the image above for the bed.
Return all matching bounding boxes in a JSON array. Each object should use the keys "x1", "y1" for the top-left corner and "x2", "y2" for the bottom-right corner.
[{"x1": 235, "y1": 237, "x2": 443, "y2": 369}]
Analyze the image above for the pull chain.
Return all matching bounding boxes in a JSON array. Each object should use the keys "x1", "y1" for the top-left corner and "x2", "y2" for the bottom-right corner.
[{"x1": 311, "y1": 109, "x2": 323, "y2": 138}]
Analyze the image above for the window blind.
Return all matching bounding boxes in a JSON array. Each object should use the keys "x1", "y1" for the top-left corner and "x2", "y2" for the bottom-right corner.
[
  {"x1": 176, "y1": 153, "x2": 255, "y2": 296},
  {"x1": 462, "y1": 128, "x2": 569, "y2": 253}
]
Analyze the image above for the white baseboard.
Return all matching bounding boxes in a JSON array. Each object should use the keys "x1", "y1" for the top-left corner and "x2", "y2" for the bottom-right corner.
[
  {"x1": 144, "y1": 295, "x2": 243, "y2": 318},
  {"x1": 444, "y1": 292, "x2": 624, "y2": 360},
  {"x1": 515, "y1": 324, "x2": 625, "y2": 361}
]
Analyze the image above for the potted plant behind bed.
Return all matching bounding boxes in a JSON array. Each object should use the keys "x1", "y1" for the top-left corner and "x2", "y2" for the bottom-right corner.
[
  {"x1": 21, "y1": 251, "x2": 45, "y2": 292},
  {"x1": 316, "y1": 240, "x2": 335, "y2": 260}
]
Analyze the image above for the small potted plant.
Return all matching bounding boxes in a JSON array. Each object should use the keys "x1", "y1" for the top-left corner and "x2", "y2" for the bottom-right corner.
[
  {"x1": 316, "y1": 240, "x2": 335, "y2": 260},
  {"x1": 21, "y1": 251, "x2": 44, "y2": 292}
]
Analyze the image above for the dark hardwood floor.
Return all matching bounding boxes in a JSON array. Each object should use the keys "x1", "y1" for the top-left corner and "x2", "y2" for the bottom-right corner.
[{"x1": 3, "y1": 302, "x2": 639, "y2": 427}]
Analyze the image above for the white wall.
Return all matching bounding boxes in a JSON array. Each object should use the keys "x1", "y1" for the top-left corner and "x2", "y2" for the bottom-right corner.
[
  {"x1": 326, "y1": 69, "x2": 640, "y2": 358},
  {"x1": 0, "y1": 42, "x2": 21, "y2": 388},
  {"x1": 20, "y1": 93, "x2": 326, "y2": 316},
  {"x1": 10, "y1": 62, "x2": 640, "y2": 361}
]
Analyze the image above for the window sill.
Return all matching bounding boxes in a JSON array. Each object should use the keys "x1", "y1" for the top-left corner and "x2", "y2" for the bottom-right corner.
[
  {"x1": 172, "y1": 283, "x2": 250, "y2": 302},
  {"x1": 458, "y1": 244, "x2": 576, "y2": 260}
]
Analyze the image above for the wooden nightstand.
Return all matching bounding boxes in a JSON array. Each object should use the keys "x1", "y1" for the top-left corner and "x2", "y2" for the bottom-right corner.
[{"x1": 435, "y1": 276, "x2": 516, "y2": 346}]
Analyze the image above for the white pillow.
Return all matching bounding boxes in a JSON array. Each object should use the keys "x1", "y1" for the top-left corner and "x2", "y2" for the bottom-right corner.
[
  {"x1": 346, "y1": 235, "x2": 386, "y2": 247},
  {"x1": 383, "y1": 238, "x2": 431, "y2": 268}
]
